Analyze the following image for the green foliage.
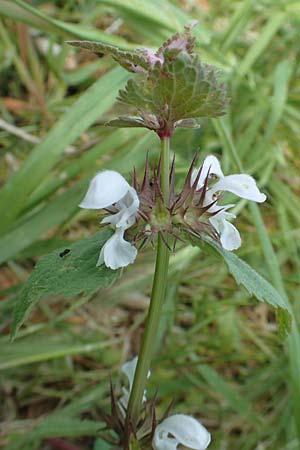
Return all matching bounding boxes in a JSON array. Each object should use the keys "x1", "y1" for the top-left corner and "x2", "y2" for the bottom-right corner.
[
  {"x1": 0, "y1": 0, "x2": 131, "y2": 45},
  {"x1": 0, "y1": 68, "x2": 129, "y2": 237},
  {"x1": 67, "y1": 40, "x2": 151, "y2": 71},
  {"x1": 69, "y1": 25, "x2": 228, "y2": 135},
  {"x1": 4, "y1": 417, "x2": 103, "y2": 450},
  {"x1": 118, "y1": 53, "x2": 228, "y2": 124},
  {"x1": 11, "y1": 230, "x2": 120, "y2": 339},
  {"x1": 1, "y1": 0, "x2": 300, "y2": 449},
  {"x1": 204, "y1": 239, "x2": 292, "y2": 338},
  {"x1": 105, "y1": 116, "x2": 151, "y2": 129}
]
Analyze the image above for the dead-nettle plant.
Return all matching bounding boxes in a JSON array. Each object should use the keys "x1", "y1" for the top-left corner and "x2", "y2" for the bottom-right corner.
[{"x1": 12, "y1": 24, "x2": 291, "y2": 450}]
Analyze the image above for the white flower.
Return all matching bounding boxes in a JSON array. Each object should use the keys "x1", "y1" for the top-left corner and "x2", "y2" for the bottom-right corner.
[
  {"x1": 209, "y1": 208, "x2": 241, "y2": 251},
  {"x1": 153, "y1": 414, "x2": 211, "y2": 450},
  {"x1": 96, "y1": 228, "x2": 137, "y2": 270},
  {"x1": 79, "y1": 170, "x2": 139, "y2": 269},
  {"x1": 195, "y1": 155, "x2": 266, "y2": 203},
  {"x1": 101, "y1": 187, "x2": 139, "y2": 229},
  {"x1": 192, "y1": 155, "x2": 266, "y2": 251},
  {"x1": 118, "y1": 356, "x2": 150, "y2": 410}
]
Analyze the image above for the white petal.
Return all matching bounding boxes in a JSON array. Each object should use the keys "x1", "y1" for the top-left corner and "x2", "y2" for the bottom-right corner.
[
  {"x1": 122, "y1": 356, "x2": 138, "y2": 393},
  {"x1": 209, "y1": 208, "x2": 236, "y2": 223},
  {"x1": 202, "y1": 155, "x2": 224, "y2": 179},
  {"x1": 96, "y1": 228, "x2": 137, "y2": 270},
  {"x1": 119, "y1": 356, "x2": 150, "y2": 410},
  {"x1": 79, "y1": 170, "x2": 130, "y2": 209},
  {"x1": 211, "y1": 174, "x2": 266, "y2": 203},
  {"x1": 153, "y1": 414, "x2": 211, "y2": 450},
  {"x1": 220, "y1": 221, "x2": 241, "y2": 250},
  {"x1": 202, "y1": 190, "x2": 219, "y2": 212},
  {"x1": 192, "y1": 155, "x2": 224, "y2": 189},
  {"x1": 209, "y1": 212, "x2": 241, "y2": 251},
  {"x1": 102, "y1": 187, "x2": 139, "y2": 229}
]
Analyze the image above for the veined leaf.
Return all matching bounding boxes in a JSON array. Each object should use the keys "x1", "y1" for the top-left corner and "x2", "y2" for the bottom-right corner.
[
  {"x1": 11, "y1": 230, "x2": 119, "y2": 339},
  {"x1": 119, "y1": 53, "x2": 228, "y2": 123},
  {"x1": 105, "y1": 116, "x2": 152, "y2": 128},
  {"x1": 67, "y1": 40, "x2": 151, "y2": 71},
  {"x1": 175, "y1": 118, "x2": 201, "y2": 128},
  {"x1": 203, "y1": 239, "x2": 291, "y2": 338}
]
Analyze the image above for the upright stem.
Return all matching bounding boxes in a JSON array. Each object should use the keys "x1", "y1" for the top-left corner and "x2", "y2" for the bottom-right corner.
[{"x1": 126, "y1": 137, "x2": 170, "y2": 427}]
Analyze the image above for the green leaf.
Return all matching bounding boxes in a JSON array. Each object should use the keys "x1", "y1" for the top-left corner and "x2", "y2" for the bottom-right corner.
[
  {"x1": 11, "y1": 230, "x2": 120, "y2": 340},
  {"x1": 204, "y1": 239, "x2": 291, "y2": 337},
  {"x1": 69, "y1": 26, "x2": 228, "y2": 132},
  {"x1": 119, "y1": 53, "x2": 228, "y2": 124},
  {"x1": 175, "y1": 118, "x2": 201, "y2": 128},
  {"x1": 105, "y1": 116, "x2": 150, "y2": 128},
  {"x1": 67, "y1": 40, "x2": 150, "y2": 72}
]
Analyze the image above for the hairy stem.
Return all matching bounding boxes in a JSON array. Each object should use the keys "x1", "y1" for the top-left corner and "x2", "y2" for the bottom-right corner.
[{"x1": 126, "y1": 137, "x2": 170, "y2": 428}]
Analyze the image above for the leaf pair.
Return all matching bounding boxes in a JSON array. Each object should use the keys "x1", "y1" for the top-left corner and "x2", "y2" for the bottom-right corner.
[
  {"x1": 11, "y1": 230, "x2": 291, "y2": 340},
  {"x1": 68, "y1": 24, "x2": 229, "y2": 136}
]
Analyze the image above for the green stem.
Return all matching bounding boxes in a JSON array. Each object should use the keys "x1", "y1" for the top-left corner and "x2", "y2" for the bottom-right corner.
[{"x1": 126, "y1": 137, "x2": 170, "y2": 427}]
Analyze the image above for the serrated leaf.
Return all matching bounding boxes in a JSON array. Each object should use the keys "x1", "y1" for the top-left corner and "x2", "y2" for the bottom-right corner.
[
  {"x1": 68, "y1": 26, "x2": 229, "y2": 132},
  {"x1": 118, "y1": 53, "x2": 228, "y2": 124},
  {"x1": 67, "y1": 40, "x2": 150, "y2": 73},
  {"x1": 204, "y1": 239, "x2": 291, "y2": 337},
  {"x1": 175, "y1": 118, "x2": 201, "y2": 128},
  {"x1": 11, "y1": 230, "x2": 119, "y2": 339},
  {"x1": 105, "y1": 116, "x2": 148, "y2": 128},
  {"x1": 156, "y1": 20, "x2": 197, "y2": 61}
]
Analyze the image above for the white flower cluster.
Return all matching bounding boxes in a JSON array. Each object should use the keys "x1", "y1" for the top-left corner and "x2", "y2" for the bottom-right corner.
[
  {"x1": 192, "y1": 155, "x2": 266, "y2": 251},
  {"x1": 79, "y1": 155, "x2": 266, "y2": 269},
  {"x1": 79, "y1": 170, "x2": 139, "y2": 270},
  {"x1": 120, "y1": 357, "x2": 211, "y2": 450}
]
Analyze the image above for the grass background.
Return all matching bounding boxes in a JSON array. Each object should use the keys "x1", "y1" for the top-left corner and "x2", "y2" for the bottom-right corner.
[{"x1": 0, "y1": 0, "x2": 300, "y2": 449}]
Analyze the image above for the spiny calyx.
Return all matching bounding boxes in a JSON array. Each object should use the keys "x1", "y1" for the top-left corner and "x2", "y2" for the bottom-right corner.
[{"x1": 126, "y1": 154, "x2": 220, "y2": 251}]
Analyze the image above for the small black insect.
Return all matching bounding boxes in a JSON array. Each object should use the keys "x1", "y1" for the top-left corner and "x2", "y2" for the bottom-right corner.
[{"x1": 59, "y1": 248, "x2": 71, "y2": 258}]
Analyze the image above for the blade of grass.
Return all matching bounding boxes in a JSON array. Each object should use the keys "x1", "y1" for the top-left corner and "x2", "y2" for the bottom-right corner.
[
  {"x1": 213, "y1": 117, "x2": 300, "y2": 444},
  {"x1": 238, "y1": 12, "x2": 286, "y2": 77},
  {"x1": 1, "y1": 0, "x2": 132, "y2": 46},
  {"x1": 0, "y1": 334, "x2": 120, "y2": 370},
  {"x1": 0, "y1": 180, "x2": 86, "y2": 264},
  {"x1": 220, "y1": 0, "x2": 254, "y2": 52},
  {"x1": 26, "y1": 128, "x2": 144, "y2": 210},
  {"x1": 196, "y1": 364, "x2": 262, "y2": 426},
  {"x1": 100, "y1": 0, "x2": 211, "y2": 44},
  {"x1": 0, "y1": 67, "x2": 129, "y2": 236}
]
